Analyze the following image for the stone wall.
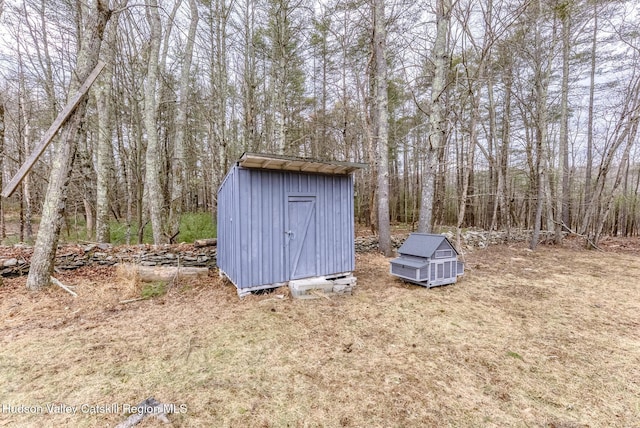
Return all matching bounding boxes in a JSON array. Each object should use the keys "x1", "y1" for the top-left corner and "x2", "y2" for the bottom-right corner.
[
  {"x1": 1, "y1": 229, "x2": 562, "y2": 277},
  {"x1": 0, "y1": 244, "x2": 217, "y2": 277},
  {"x1": 354, "y1": 229, "x2": 562, "y2": 253}
]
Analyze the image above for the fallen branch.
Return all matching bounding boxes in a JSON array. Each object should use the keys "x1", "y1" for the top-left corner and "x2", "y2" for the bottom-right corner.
[
  {"x1": 119, "y1": 298, "x2": 146, "y2": 304},
  {"x1": 193, "y1": 238, "x2": 217, "y2": 248},
  {"x1": 165, "y1": 255, "x2": 181, "y2": 294},
  {"x1": 309, "y1": 289, "x2": 331, "y2": 300},
  {"x1": 121, "y1": 264, "x2": 209, "y2": 283},
  {"x1": 553, "y1": 220, "x2": 604, "y2": 252},
  {"x1": 115, "y1": 397, "x2": 170, "y2": 428},
  {"x1": 50, "y1": 276, "x2": 78, "y2": 297}
]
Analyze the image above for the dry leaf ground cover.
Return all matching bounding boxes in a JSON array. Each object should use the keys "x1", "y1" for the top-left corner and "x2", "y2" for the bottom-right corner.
[{"x1": 0, "y1": 239, "x2": 639, "y2": 427}]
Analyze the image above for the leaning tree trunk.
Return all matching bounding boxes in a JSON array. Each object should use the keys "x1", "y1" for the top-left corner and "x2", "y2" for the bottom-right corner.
[
  {"x1": 580, "y1": 74, "x2": 640, "y2": 243},
  {"x1": 594, "y1": 128, "x2": 637, "y2": 244},
  {"x1": 26, "y1": 1, "x2": 112, "y2": 291}
]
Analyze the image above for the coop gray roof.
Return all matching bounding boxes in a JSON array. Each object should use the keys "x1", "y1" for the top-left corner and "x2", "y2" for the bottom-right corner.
[
  {"x1": 397, "y1": 233, "x2": 458, "y2": 258},
  {"x1": 238, "y1": 152, "x2": 367, "y2": 175}
]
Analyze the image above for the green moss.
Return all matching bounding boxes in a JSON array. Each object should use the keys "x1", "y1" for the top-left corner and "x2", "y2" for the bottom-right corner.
[
  {"x1": 506, "y1": 351, "x2": 524, "y2": 361},
  {"x1": 141, "y1": 282, "x2": 167, "y2": 299}
]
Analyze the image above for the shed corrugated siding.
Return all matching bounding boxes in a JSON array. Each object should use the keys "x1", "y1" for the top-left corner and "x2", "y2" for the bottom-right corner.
[
  {"x1": 216, "y1": 165, "x2": 237, "y2": 285},
  {"x1": 217, "y1": 166, "x2": 355, "y2": 289}
]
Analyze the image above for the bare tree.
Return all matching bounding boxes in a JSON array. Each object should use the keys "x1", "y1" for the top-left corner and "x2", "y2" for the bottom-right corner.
[
  {"x1": 581, "y1": 72, "x2": 640, "y2": 245},
  {"x1": 418, "y1": 0, "x2": 450, "y2": 233},
  {"x1": 26, "y1": 0, "x2": 112, "y2": 290},
  {"x1": 143, "y1": 0, "x2": 166, "y2": 245},
  {"x1": 168, "y1": 0, "x2": 198, "y2": 242},
  {"x1": 555, "y1": 1, "x2": 571, "y2": 243},
  {"x1": 94, "y1": 5, "x2": 122, "y2": 243},
  {"x1": 529, "y1": 0, "x2": 553, "y2": 251},
  {"x1": 584, "y1": 0, "x2": 597, "y2": 214},
  {"x1": 373, "y1": 0, "x2": 391, "y2": 256},
  {"x1": 0, "y1": 99, "x2": 5, "y2": 240},
  {"x1": 17, "y1": 63, "x2": 34, "y2": 241},
  {"x1": 0, "y1": 0, "x2": 3, "y2": 241},
  {"x1": 239, "y1": 0, "x2": 258, "y2": 152},
  {"x1": 453, "y1": 0, "x2": 494, "y2": 250},
  {"x1": 206, "y1": 0, "x2": 232, "y2": 190}
]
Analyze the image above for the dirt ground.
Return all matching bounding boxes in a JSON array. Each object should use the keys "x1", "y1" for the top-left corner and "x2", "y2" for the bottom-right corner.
[{"x1": 0, "y1": 237, "x2": 639, "y2": 427}]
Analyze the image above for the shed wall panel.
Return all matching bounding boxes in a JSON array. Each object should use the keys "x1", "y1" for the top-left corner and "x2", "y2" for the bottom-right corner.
[{"x1": 218, "y1": 166, "x2": 355, "y2": 290}]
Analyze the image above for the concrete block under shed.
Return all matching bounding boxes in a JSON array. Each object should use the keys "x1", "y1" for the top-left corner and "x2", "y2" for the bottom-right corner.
[{"x1": 289, "y1": 275, "x2": 356, "y2": 299}]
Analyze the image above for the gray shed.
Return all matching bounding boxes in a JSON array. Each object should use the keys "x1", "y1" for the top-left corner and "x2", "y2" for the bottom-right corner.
[
  {"x1": 390, "y1": 233, "x2": 464, "y2": 287},
  {"x1": 217, "y1": 153, "x2": 366, "y2": 295}
]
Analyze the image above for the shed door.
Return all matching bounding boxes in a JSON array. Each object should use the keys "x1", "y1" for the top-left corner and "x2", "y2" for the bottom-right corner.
[{"x1": 287, "y1": 196, "x2": 318, "y2": 280}]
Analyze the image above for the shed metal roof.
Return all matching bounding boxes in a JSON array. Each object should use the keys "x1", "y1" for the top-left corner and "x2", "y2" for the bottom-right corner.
[
  {"x1": 238, "y1": 152, "x2": 367, "y2": 175},
  {"x1": 397, "y1": 233, "x2": 458, "y2": 258}
]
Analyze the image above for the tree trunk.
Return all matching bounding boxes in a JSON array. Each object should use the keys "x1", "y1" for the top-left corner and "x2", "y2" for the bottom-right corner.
[
  {"x1": 580, "y1": 75, "x2": 640, "y2": 242},
  {"x1": 455, "y1": 0, "x2": 492, "y2": 249},
  {"x1": 0, "y1": 100, "x2": 4, "y2": 240},
  {"x1": 143, "y1": 0, "x2": 166, "y2": 245},
  {"x1": 169, "y1": 0, "x2": 198, "y2": 242},
  {"x1": 77, "y1": 125, "x2": 96, "y2": 240},
  {"x1": 500, "y1": 60, "x2": 512, "y2": 233},
  {"x1": 490, "y1": 49, "x2": 512, "y2": 236},
  {"x1": 418, "y1": 0, "x2": 450, "y2": 233},
  {"x1": 268, "y1": 0, "x2": 294, "y2": 155},
  {"x1": 584, "y1": 1, "x2": 597, "y2": 224},
  {"x1": 95, "y1": 13, "x2": 119, "y2": 243},
  {"x1": 241, "y1": 0, "x2": 257, "y2": 152},
  {"x1": 373, "y1": 0, "x2": 391, "y2": 256},
  {"x1": 619, "y1": 153, "x2": 630, "y2": 236},
  {"x1": 18, "y1": 89, "x2": 33, "y2": 241},
  {"x1": 594, "y1": 126, "x2": 637, "y2": 244},
  {"x1": 530, "y1": 0, "x2": 550, "y2": 251},
  {"x1": 26, "y1": 0, "x2": 112, "y2": 290},
  {"x1": 211, "y1": 0, "x2": 230, "y2": 188},
  {"x1": 555, "y1": 5, "x2": 571, "y2": 243}
]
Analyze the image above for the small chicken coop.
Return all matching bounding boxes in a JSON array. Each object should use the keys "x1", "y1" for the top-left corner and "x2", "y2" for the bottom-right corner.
[
  {"x1": 217, "y1": 152, "x2": 366, "y2": 296},
  {"x1": 390, "y1": 233, "x2": 464, "y2": 287}
]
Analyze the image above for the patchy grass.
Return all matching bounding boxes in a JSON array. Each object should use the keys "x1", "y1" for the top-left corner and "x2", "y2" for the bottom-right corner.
[
  {"x1": 107, "y1": 213, "x2": 216, "y2": 244},
  {"x1": 1, "y1": 211, "x2": 217, "y2": 246},
  {"x1": 108, "y1": 220, "x2": 154, "y2": 245},
  {"x1": 0, "y1": 241, "x2": 639, "y2": 427},
  {"x1": 140, "y1": 282, "x2": 168, "y2": 300},
  {"x1": 177, "y1": 212, "x2": 216, "y2": 243}
]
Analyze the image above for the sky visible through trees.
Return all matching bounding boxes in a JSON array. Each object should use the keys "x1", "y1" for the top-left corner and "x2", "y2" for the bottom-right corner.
[{"x1": 0, "y1": 0, "x2": 638, "y2": 254}]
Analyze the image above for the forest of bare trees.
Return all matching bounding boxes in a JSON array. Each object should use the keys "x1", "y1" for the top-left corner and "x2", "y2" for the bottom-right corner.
[{"x1": 0, "y1": 0, "x2": 639, "y2": 266}]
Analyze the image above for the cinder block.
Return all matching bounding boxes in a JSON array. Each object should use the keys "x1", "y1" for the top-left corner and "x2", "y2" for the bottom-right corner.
[
  {"x1": 289, "y1": 275, "x2": 357, "y2": 299},
  {"x1": 332, "y1": 277, "x2": 357, "y2": 286}
]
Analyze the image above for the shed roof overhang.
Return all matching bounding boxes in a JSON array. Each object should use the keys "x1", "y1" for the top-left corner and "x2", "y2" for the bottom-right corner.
[{"x1": 238, "y1": 152, "x2": 367, "y2": 175}]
